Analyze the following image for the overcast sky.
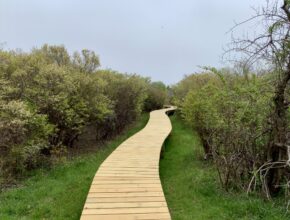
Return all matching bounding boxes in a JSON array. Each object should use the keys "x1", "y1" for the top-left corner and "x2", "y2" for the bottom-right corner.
[{"x1": 0, "y1": 0, "x2": 266, "y2": 84}]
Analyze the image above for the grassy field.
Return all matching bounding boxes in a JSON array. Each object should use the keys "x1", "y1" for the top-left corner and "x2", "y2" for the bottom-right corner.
[
  {"x1": 160, "y1": 115, "x2": 289, "y2": 220},
  {"x1": 0, "y1": 114, "x2": 149, "y2": 220}
]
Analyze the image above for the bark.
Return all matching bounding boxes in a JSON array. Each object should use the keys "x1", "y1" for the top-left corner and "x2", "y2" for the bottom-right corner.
[
  {"x1": 198, "y1": 130, "x2": 212, "y2": 160},
  {"x1": 267, "y1": 69, "x2": 290, "y2": 194}
]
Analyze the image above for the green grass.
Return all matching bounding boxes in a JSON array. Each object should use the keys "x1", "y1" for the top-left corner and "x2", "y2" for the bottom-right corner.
[
  {"x1": 1, "y1": 113, "x2": 288, "y2": 220},
  {"x1": 160, "y1": 115, "x2": 289, "y2": 220},
  {"x1": 0, "y1": 114, "x2": 149, "y2": 220}
]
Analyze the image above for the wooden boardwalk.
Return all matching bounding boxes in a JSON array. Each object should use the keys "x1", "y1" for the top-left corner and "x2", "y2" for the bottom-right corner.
[{"x1": 80, "y1": 107, "x2": 175, "y2": 220}]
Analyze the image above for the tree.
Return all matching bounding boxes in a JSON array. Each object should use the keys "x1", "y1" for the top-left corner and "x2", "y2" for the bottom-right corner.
[
  {"x1": 72, "y1": 49, "x2": 100, "y2": 73},
  {"x1": 33, "y1": 44, "x2": 71, "y2": 66},
  {"x1": 227, "y1": 0, "x2": 290, "y2": 196}
]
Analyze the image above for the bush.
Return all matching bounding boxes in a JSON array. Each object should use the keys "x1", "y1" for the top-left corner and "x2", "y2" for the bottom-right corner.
[
  {"x1": 95, "y1": 70, "x2": 148, "y2": 136},
  {"x1": 175, "y1": 69, "x2": 273, "y2": 190},
  {"x1": 0, "y1": 44, "x2": 169, "y2": 182},
  {"x1": 144, "y1": 81, "x2": 167, "y2": 111},
  {"x1": 0, "y1": 100, "x2": 54, "y2": 180}
]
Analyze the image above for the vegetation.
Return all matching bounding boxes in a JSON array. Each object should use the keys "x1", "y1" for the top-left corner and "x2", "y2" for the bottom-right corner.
[
  {"x1": 172, "y1": 0, "x2": 290, "y2": 200},
  {"x1": 144, "y1": 81, "x2": 168, "y2": 112},
  {"x1": 1, "y1": 0, "x2": 290, "y2": 217},
  {"x1": 160, "y1": 115, "x2": 289, "y2": 220},
  {"x1": 0, "y1": 44, "x2": 166, "y2": 186},
  {"x1": 0, "y1": 113, "x2": 149, "y2": 220},
  {"x1": 173, "y1": 69, "x2": 273, "y2": 191},
  {"x1": 227, "y1": 0, "x2": 290, "y2": 197}
]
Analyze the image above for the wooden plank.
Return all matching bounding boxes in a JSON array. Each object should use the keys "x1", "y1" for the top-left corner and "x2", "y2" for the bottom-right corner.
[
  {"x1": 82, "y1": 207, "x2": 168, "y2": 215},
  {"x1": 90, "y1": 184, "x2": 162, "y2": 188},
  {"x1": 87, "y1": 192, "x2": 164, "y2": 198},
  {"x1": 84, "y1": 202, "x2": 167, "y2": 209},
  {"x1": 81, "y1": 213, "x2": 171, "y2": 220},
  {"x1": 91, "y1": 180, "x2": 161, "y2": 184},
  {"x1": 85, "y1": 197, "x2": 166, "y2": 203},
  {"x1": 80, "y1": 107, "x2": 175, "y2": 220},
  {"x1": 88, "y1": 188, "x2": 163, "y2": 193},
  {"x1": 92, "y1": 177, "x2": 160, "y2": 181}
]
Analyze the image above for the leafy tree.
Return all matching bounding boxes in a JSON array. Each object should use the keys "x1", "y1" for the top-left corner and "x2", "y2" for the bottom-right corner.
[
  {"x1": 33, "y1": 44, "x2": 71, "y2": 67},
  {"x1": 73, "y1": 49, "x2": 100, "y2": 73}
]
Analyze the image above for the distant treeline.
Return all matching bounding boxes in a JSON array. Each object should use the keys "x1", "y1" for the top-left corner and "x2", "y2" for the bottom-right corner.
[{"x1": 0, "y1": 44, "x2": 167, "y2": 183}]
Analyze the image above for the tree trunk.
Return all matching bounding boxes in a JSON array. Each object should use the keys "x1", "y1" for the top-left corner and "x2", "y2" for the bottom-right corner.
[
  {"x1": 198, "y1": 130, "x2": 212, "y2": 160},
  {"x1": 267, "y1": 70, "x2": 290, "y2": 195}
]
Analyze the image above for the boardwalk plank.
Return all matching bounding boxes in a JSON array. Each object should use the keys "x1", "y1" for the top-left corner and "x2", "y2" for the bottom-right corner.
[{"x1": 80, "y1": 107, "x2": 175, "y2": 220}]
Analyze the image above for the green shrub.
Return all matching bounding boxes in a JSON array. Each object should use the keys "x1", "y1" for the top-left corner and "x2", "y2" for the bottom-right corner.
[
  {"x1": 144, "y1": 81, "x2": 167, "y2": 111},
  {"x1": 0, "y1": 100, "x2": 54, "y2": 180},
  {"x1": 0, "y1": 44, "x2": 169, "y2": 182},
  {"x1": 175, "y1": 70, "x2": 273, "y2": 190}
]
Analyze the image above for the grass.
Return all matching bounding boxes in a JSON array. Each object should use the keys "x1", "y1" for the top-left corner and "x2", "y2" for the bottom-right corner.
[
  {"x1": 160, "y1": 115, "x2": 289, "y2": 220},
  {"x1": 0, "y1": 113, "x2": 149, "y2": 220},
  {"x1": 1, "y1": 112, "x2": 288, "y2": 220}
]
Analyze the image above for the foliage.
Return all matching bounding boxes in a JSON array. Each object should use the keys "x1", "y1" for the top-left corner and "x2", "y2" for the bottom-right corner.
[
  {"x1": 144, "y1": 81, "x2": 167, "y2": 111},
  {"x1": 0, "y1": 114, "x2": 149, "y2": 219},
  {"x1": 0, "y1": 45, "x2": 166, "y2": 183},
  {"x1": 226, "y1": 0, "x2": 290, "y2": 197},
  {"x1": 160, "y1": 115, "x2": 289, "y2": 219},
  {"x1": 174, "y1": 70, "x2": 274, "y2": 190},
  {"x1": 172, "y1": 0, "x2": 290, "y2": 197},
  {"x1": 72, "y1": 49, "x2": 100, "y2": 73},
  {"x1": 0, "y1": 100, "x2": 54, "y2": 180}
]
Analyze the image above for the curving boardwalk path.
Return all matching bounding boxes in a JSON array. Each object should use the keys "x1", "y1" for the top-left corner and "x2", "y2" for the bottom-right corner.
[{"x1": 80, "y1": 107, "x2": 175, "y2": 220}]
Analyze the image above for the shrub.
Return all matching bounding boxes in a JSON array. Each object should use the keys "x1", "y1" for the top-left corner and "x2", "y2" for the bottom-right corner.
[
  {"x1": 176, "y1": 70, "x2": 273, "y2": 190},
  {"x1": 0, "y1": 44, "x2": 168, "y2": 182},
  {"x1": 144, "y1": 81, "x2": 167, "y2": 111},
  {"x1": 0, "y1": 100, "x2": 54, "y2": 180}
]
